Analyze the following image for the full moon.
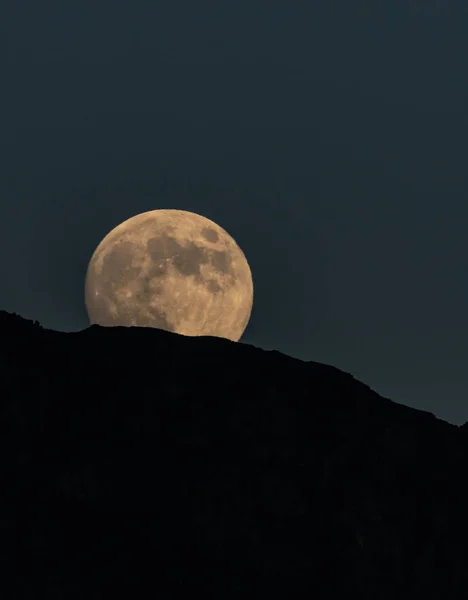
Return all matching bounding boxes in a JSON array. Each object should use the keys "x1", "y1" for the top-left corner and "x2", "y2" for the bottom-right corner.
[{"x1": 84, "y1": 209, "x2": 254, "y2": 341}]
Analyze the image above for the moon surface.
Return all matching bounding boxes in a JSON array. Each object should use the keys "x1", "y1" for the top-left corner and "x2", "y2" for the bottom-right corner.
[{"x1": 84, "y1": 209, "x2": 254, "y2": 341}]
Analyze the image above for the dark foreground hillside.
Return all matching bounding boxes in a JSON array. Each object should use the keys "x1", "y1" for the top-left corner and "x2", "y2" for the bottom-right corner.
[{"x1": 0, "y1": 310, "x2": 467, "y2": 599}]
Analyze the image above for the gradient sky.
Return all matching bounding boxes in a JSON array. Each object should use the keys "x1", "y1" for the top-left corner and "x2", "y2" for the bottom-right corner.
[{"x1": 2, "y1": 1, "x2": 467, "y2": 425}]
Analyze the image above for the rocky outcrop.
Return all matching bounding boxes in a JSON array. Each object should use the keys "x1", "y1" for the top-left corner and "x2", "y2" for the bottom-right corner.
[{"x1": 0, "y1": 310, "x2": 466, "y2": 598}]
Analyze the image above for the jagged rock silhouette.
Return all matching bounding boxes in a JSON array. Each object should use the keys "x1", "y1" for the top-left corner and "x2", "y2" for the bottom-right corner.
[{"x1": 0, "y1": 310, "x2": 467, "y2": 598}]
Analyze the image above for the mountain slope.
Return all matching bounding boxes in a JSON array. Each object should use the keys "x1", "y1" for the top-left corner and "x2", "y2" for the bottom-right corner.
[{"x1": 0, "y1": 310, "x2": 466, "y2": 598}]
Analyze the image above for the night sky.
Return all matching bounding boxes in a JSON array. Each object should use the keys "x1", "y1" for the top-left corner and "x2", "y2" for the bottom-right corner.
[{"x1": 2, "y1": 2, "x2": 467, "y2": 425}]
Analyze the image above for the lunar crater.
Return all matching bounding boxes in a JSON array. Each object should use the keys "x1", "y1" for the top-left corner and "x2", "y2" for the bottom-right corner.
[
  {"x1": 148, "y1": 262, "x2": 168, "y2": 278},
  {"x1": 207, "y1": 249, "x2": 231, "y2": 274},
  {"x1": 202, "y1": 227, "x2": 219, "y2": 243},
  {"x1": 206, "y1": 279, "x2": 222, "y2": 293}
]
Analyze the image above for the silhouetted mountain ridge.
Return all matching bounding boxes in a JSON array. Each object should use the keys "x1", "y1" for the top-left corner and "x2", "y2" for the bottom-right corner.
[{"x1": 0, "y1": 310, "x2": 467, "y2": 598}]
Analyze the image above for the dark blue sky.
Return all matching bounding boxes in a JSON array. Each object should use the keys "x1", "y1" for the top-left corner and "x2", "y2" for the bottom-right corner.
[{"x1": 2, "y1": 1, "x2": 467, "y2": 424}]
